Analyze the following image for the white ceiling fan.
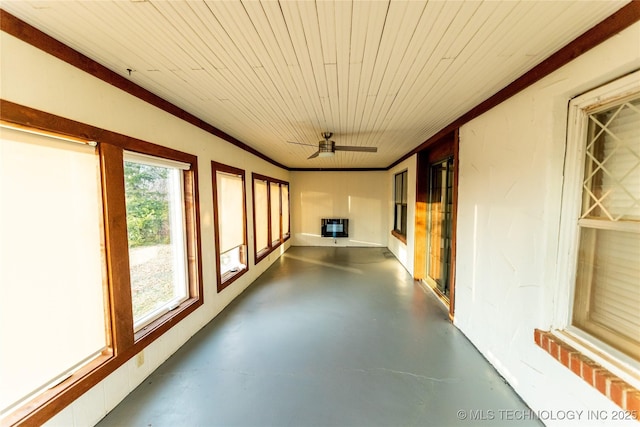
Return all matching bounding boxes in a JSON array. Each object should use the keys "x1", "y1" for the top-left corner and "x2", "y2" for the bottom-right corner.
[{"x1": 289, "y1": 132, "x2": 378, "y2": 159}]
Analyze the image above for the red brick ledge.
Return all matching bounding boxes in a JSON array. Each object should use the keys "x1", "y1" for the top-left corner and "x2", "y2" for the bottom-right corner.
[{"x1": 534, "y1": 329, "x2": 640, "y2": 417}]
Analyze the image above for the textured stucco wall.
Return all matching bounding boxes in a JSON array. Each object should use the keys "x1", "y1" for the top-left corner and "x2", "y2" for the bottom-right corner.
[{"x1": 453, "y1": 22, "x2": 640, "y2": 427}]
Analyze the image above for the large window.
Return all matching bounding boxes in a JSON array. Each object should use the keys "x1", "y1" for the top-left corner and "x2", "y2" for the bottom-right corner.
[
  {"x1": 125, "y1": 152, "x2": 191, "y2": 330},
  {"x1": 0, "y1": 127, "x2": 107, "y2": 417},
  {"x1": 560, "y1": 72, "x2": 640, "y2": 366},
  {"x1": 212, "y1": 162, "x2": 248, "y2": 292},
  {"x1": 393, "y1": 170, "x2": 408, "y2": 241},
  {"x1": 252, "y1": 174, "x2": 290, "y2": 264},
  {"x1": 0, "y1": 105, "x2": 203, "y2": 426}
]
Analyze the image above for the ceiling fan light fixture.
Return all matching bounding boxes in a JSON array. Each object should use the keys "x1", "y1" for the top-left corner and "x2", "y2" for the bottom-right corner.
[{"x1": 318, "y1": 140, "x2": 335, "y2": 157}]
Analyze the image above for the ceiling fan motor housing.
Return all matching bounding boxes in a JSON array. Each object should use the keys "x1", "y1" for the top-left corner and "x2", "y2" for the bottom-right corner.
[{"x1": 318, "y1": 140, "x2": 335, "y2": 157}]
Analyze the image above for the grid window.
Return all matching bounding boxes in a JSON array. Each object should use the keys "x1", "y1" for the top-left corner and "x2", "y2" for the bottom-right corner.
[{"x1": 571, "y1": 93, "x2": 640, "y2": 360}]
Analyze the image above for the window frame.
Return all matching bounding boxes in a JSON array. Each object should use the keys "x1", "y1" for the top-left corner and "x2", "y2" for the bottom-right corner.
[
  {"x1": 554, "y1": 70, "x2": 640, "y2": 387},
  {"x1": 124, "y1": 151, "x2": 191, "y2": 332},
  {"x1": 211, "y1": 161, "x2": 249, "y2": 292},
  {"x1": 0, "y1": 126, "x2": 108, "y2": 417},
  {"x1": 0, "y1": 101, "x2": 204, "y2": 426},
  {"x1": 252, "y1": 173, "x2": 290, "y2": 264},
  {"x1": 392, "y1": 170, "x2": 408, "y2": 243}
]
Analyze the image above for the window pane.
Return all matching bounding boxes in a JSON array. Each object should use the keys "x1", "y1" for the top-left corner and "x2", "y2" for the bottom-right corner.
[
  {"x1": 0, "y1": 127, "x2": 106, "y2": 414},
  {"x1": 394, "y1": 171, "x2": 408, "y2": 235},
  {"x1": 282, "y1": 184, "x2": 290, "y2": 236},
  {"x1": 401, "y1": 171, "x2": 408, "y2": 204},
  {"x1": 395, "y1": 205, "x2": 402, "y2": 231},
  {"x1": 124, "y1": 156, "x2": 188, "y2": 330},
  {"x1": 254, "y1": 179, "x2": 269, "y2": 253},
  {"x1": 217, "y1": 171, "x2": 245, "y2": 253},
  {"x1": 270, "y1": 182, "x2": 281, "y2": 243},
  {"x1": 220, "y1": 246, "x2": 244, "y2": 276},
  {"x1": 582, "y1": 99, "x2": 640, "y2": 221},
  {"x1": 573, "y1": 227, "x2": 640, "y2": 358}
]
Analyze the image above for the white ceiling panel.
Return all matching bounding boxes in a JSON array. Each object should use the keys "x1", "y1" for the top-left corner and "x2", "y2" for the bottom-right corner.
[{"x1": 1, "y1": 0, "x2": 632, "y2": 169}]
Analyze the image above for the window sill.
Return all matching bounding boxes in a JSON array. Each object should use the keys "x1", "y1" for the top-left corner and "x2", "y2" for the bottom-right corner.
[
  {"x1": 134, "y1": 297, "x2": 202, "y2": 342},
  {"x1": 254, "y1": 239, "x2": 286, "y2": 266},
  {"x1": 217, "y1": 266, "x2": 248, "y2": 293},
  {"x1": 534, "y1": 329, "x2": 640, "y2": 414},
  {"x1": 391, "y1": 230, "x2": 406, "y2": 244}
]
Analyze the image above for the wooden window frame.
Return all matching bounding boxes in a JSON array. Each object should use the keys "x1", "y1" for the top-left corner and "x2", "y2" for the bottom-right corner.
[
  {"x1": 392, "y1": 170, "x2": 408, "y2": 243},
  {"x1": 211, "y1": 161, "x2": 249, "y2": 293},
  {"x1": 0, "y1": 100, "x2": 204, "y2": 427},
  {"x1": 252, "y1": 173, "x2": 290, "y2": 265}
]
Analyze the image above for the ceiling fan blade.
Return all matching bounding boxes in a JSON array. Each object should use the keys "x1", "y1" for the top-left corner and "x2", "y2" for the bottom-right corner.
[
  {"x1": 307, "y1": 151, "x2": 320, "y2": 159},
  {"x1": 288, "y1": 141, "x2": 318, "y2": 147},
  {"x1": 334, "y1": 146, "x2": 377, "y2": 153}
]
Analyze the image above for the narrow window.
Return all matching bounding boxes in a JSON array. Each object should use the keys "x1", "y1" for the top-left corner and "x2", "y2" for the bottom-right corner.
[
  {"x1": 212, "y1": 162, "x2": 248, "y2": 291},
  {"x1": 252, "y1": 174, "x2": 289, "y2": 264},
  {"x1": 124, "y1": 152, "x2": 190, "y2": 331},
  {"x1": 253, "y1": 177, "x2": 269, "y2": 259},
  {"x1": 0, "y1": 127, "x2": 107, "y2": 416},
  {"x1": 571, "y1": 93, "x2": 640, "y2": 360},
  {"x1": 270, "y1": 182, "x2": 282, "y2": 246},
  {"x1": 282, "y1": 183, "x2": 290, "y2": 239},
  {"x1": 393, "y1": 170, "x2": 408, "y2": 238}
]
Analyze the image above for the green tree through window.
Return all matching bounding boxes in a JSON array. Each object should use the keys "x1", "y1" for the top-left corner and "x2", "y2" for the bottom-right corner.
[{"x1": 124, "y1": 163, "x2": 170, "y2": 247}]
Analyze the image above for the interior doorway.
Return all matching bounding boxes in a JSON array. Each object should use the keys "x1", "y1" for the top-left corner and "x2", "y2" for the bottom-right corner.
[
  {"x1": 413, "y1": 131, "x2": 458, "y2": 320},
  {"x1": 426, "y1": 157, "x2": 454, "y2": 300}
]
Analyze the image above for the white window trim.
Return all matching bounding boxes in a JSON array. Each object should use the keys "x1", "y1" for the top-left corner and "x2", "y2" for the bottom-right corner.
[
  {"x1": 553, "y1": 70, "x2": 640, "y2": 389},
  {"x1": 124, "y1": 150, "x2": 191, "y2": 170},
  {"x1": 123, "y1": 152, "x2": 190, "y2": 332}
]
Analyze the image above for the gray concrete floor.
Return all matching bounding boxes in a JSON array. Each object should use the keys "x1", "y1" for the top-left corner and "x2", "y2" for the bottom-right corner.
[{"x1": 97, "y1": 247, "x2": 541, "y2": 427}]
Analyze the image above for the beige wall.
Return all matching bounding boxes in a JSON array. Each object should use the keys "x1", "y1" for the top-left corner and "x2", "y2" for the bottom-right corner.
[
  {"x1": 1, "y1": 32, "x2": 290, "y2": 426},
  {"x1": 387, "y1": 156, "x2": 417, "y2": 276},
  {"x1": 290, "y1": 171, "x2": 389, "y2": 247},
  {"x1": 5, "y1": 13, "x2": 639, "y2": 427}
]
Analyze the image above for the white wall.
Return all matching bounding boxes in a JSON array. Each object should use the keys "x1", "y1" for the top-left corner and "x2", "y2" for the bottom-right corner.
[
  {"x1": 1, "y1": 32, "x2": 290, "y2": 426},
  {"x1": 454, "y1": 23, "x2": 640, "y2": 426},
  {"x1": 387, "y1": 156, "x2": 417, "y2": 276},
  {"x1": 290, "y1": 171, "x2": 389, "y2": 247}
]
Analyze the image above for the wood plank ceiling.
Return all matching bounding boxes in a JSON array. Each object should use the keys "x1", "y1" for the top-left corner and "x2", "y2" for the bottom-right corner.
[{"x1": 1, "y1": 0, "x2": 631, "y2": 169}]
